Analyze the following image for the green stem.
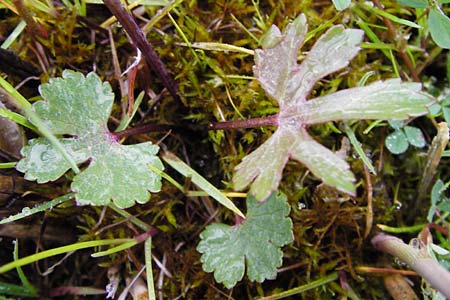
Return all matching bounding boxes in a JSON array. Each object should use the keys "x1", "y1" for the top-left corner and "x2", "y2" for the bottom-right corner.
[
  {"x1": 13, "y1": 241, "x2": 37, "y2": 295},
  {"x1": 376, "y1": 223, "x2": 425, "y2": 233},
  {"x1": 0, "y1": 239, "x2": 134, "y2": 274},
  {"x1": 145, "y1": 238, "x2": 156, "y2": 300},
  {"x1": 0, "y1": 193, "x2": 75, "y2": 224},
  {"x1": 255, "y1": 272, "x2": 338, "y2": 300},
  {"x1": 108, "y1": 203, "x2": 152, "y2": 232}
]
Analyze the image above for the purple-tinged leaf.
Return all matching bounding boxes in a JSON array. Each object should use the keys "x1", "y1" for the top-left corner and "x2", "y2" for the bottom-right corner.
[
  {"x1": 234, "y1": 126, "x2": 356, "y2": 199},
  {"x1": 300, "y1": 79, "x2": 433, "y2": 124},
  {"x1": 290, "y1": 128, "x2": 356, "y2": 195},
  {"x1": 290, "y1": 26, "x2": 364, "y2": 103},
  {"x1": 234, "y1": 128, "x2": 291, "y2": 201},
  {"x1": 253, "y1": 14, "x2": 307, "y2": 107},
  {"x1": 233, "y1": 15, "x2": 434, "y2": 201}
]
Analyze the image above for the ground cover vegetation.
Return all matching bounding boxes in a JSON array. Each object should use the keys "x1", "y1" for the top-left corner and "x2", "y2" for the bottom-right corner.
[{"x1": 0, "y1": 0, "x2": 449, "y2": 299}]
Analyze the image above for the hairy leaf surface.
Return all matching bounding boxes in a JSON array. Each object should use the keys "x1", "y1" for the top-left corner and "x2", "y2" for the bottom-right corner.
[
  {"x1": 233, "y1": 14, "x2": 434, "y2": 200},
  {"x1": 197, "y1": 192, "x2": 293, "y2": 288},
  {"x1": 16, "y1": 70, "x2": 163, "y2": 208}
]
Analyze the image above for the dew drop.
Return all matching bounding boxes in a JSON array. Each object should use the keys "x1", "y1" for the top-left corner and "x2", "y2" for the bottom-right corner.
[
  {"x1": 394, "y1": 200, "x2": 402, "y2": 210},
  {"x1": 21, "y1": 207, "x2": 32, "y2": 216}
]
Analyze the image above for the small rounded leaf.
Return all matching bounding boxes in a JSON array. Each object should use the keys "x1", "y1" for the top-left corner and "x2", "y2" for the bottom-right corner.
[
  {"x1": 388, "y1": 120, "x2": 404, "y2": 130},
  {"x1": 385, "y1": 130, "x2": 409, "y2": 154},
  {"x1": 429, "y1": 8, "x2": 450, "y2": 49},
  {"x1": 396, "y1": 0, "x2": 428, "y2": 8},
  {"x1": 404, "y1": 126, "x2": 426, "y2": 148},
  {"x1": 442, "y1": 106, "x2": 450, "y2": 124},
  {"x1": 332, "y1": 0, "x2": 351, "y2": 10}
]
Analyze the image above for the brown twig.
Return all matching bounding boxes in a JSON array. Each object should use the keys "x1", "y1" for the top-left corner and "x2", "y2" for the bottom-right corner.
[
  {"x1": 103, "y1": 0, "x2": 179, "y2": 101},
  {"x1": 112, "y1": 123, "x2": 172, "y2": 140},
  {"x1": 363, "y1": 165, "x2": 373, "y2": 239},
  {"x1": 208, "y1": 114, "x2": 279, "y2": 130}
]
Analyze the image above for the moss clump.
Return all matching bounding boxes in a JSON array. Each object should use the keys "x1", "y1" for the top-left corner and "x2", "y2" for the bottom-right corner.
[{"x1": 0, "y1": 1, "x2": 448, "y2": 299}]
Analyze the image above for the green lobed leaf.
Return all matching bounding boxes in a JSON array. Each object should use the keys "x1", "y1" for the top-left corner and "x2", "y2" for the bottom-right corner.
[
  {"x1": 16, "y1": 70, "x2": 163, "y2": 208},
  {"x1": 36, "y1": 71, "x2": 113, "y2": 136},
  {"x1": 73, "y1": 142, "x2": 163, "y2": 208},
  {"x1": 197, "y1": 192, "x2": 293, "y2": 288},
  {"x1": 429, "y1": 7, "x2": 450, "y2": 49},
  {"x1": 16, "y1": 138, "x2": 89, "y2": 183}
]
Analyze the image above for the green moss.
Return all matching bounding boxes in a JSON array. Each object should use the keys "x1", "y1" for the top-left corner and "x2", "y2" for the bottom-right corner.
[{"x1": 1, "y1": 1, "x2": 448, "y2": 299}]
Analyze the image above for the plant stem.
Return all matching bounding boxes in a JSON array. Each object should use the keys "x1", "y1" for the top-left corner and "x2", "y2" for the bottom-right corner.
[
  {"x1": 113, "y1": 114, "x2": 279, "y2": 139},
  {"x1": 103, "y1": 0, "x2": 179, "y2": 101},
  {"x1": 209, "y1": 114, "x2": 278, "y2": 130},
  {"x1": 145, "y1": 238, "x2": 156, "y2": 300},
  {"x1": 255, "y1": 272, "x2": 338, "y2": 300},
  {"x1": 372, "y1": 233, "x2": 450, "y2": 298},
  {"x1": 418, "y1": 122, "x2": 449, "y2": 199},
  {"x1": 0, "y1": 239, "x2": 134, "y2": 273},
  {"x1": 112, "y1": 123, "x2": 172, "y2": 140},
  {"x1": 108, "y1": 203, "x2": 153, "y2": 232},
  {"x1": 12, "y1": 0, "x2": 48, "y2": 39}
]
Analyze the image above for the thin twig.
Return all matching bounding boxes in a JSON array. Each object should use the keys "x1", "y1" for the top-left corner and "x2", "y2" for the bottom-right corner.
[
  {"x1": 103, "y1": 0, "x2": 179, "y2": 101},
  {"x1": 208, "y1": 114, "x2": 279, "y2": 130},
  {"x1": 112, "y1": 123, "x2": 172, "y2": 140},
  {"x1": 363, "y1": 165, "x2": 373, "y2": 239}
]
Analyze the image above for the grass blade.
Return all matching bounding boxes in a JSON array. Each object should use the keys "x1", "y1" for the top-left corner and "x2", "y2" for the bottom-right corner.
[{"x1": 162, "y1": 151, "x2": 245, "y2": 218}]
